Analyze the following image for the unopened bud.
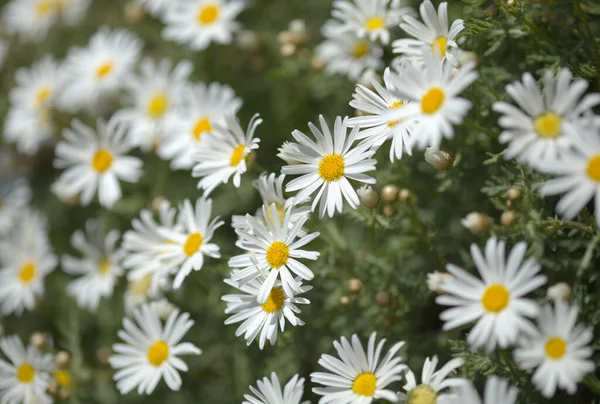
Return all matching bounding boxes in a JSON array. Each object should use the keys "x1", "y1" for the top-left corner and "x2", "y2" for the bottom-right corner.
[
  {"x1": 30, "y1": 332, "x2": 47, "y2": 349},
  {"x1": 357, "y1": 185, "x2": 379, "y2": 209},
  {"x1": 547, "y1": 283, "x2": 571, "y2": 302},
  {"x1": 383, "y1": 204, "x2": 397, "y2": 217},
  {"x1": 348, "y1": 278, "x2": 363, "y2": 293},
  {"x1": 280, "y1": 43, "x2": 296, "y2": 56},
  {"x1": 381, "y1": 185, "x2": 399, "y2": 203},
  {"x1": 375, "y1": 290, "x2": 391, "y2": 306},
  {"x1": 55, "y1": 351, "x2": 71, "y2": 368},
  {"x1": 424, "y1": 148, "x2": 453, "y2": 171},
  {"x1": 340, "y1": 296, "x2": 351, "y2": 306},
  {"x1": 277, "y1": 141, "x2": 300, "y2": 165},
  {"x1": 507, "y1": 0, "x2": 517, "y2": 7},
  {"x1": 506, "y1": 187, "x2": 521, "y2": 201},
  {"x1": 501, "y1": 211, "x2": 517, "y2": 226},
  {"x1": 427, "y1": 271, "x2": 452, "y2": 293},
  {"x1": 289, "y1": 19, "x2": 306, "y2": 35},
  {"x1": 124, "y1": 2, "x2": 144, "y2": 23},
  {"x1": 398, "y1": 188, "x2": 411, "y2": 202},
  {"x1": 461, "y1": 212, "x2": 493, "y2": 234}
]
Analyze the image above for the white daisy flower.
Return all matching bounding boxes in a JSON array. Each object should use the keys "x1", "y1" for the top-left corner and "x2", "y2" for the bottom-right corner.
[
  {"x1": 3, "y1": 107, "x2": 55, "y2": 156},
  {"x1": 60, "y1": 27, "x2": 142, "y2": 112},
  {"x1": 156, "y1": 197, "x2": 224, "y2": 289},
  {"x1": 385, "y1": 48, "x2": 478, "y2": 149},
  {"x1": 398, "y1": 356, "x2": 466, "y2": 403},
  {"x1": 514, "y1": 302, "x2": 595, "y2": 398},
  {"x1": 192, "y1": 114, "x2": 261, "y2": 196},
  {"x1": 222, "y1": 276, "x2": 311, "y2": 349},
  {"x1": 1, "y1": 207, "x2": 50, "y2": 254},
  {"x1": 426, "y1": 271, "x2": 451, "y2": 293},
  {"x1": 311, "y1": 332, "x2": 407, "y2": 403},
  {"x1": 228, "y1": 204, "x2": 320, "y2": 304},
  {"x1": 0, "y1": 335, "x2": 54, "y2": 404},
  {"x1": 0, "y1": 179, "x2": 31, "y2": 236},
  {"x1": 136, "y1": 0, "x2": 173, "y2": 16},
  {"x1": 436, "y1": 237, "x2": 547, "y2": 353},
  {"x1": 108, "y1": 304, "x2": 201, "y2": 395},
  {"x1": 55, "y1": 0, "x2": 91, "y2": 25},
  {"x1": 277, "y1": 141, "x2": 301, "y2": 165},
  {"x1": 114, "y1": 58, "x2": 193, "y2": 151},
  {"x1": 392, "y1": 0, "x2": 464, "y2": 66},
  {"x1": 243, "y1": 372, "x2": 309, "y2": 404},
  {"x1": 280, "y1": 115, "x2": 377, "y2": 218},
  {"x1": 349, "y1": 67, "x2": 416, "y2": 161},
  {"x1": 444, "y1": 377, "x2": 518, "y2": 404},
  {"x1": 492, "y1": 68, "x2": 600, "y2": 165},
  {"x1": 61, "y1": 220, "x2": 125, "y2": 312},
  {"x1": 2, "y1": 0, "x2": 58, "y2": 42},
  {"x1": 162, "y1": 0, "x2": 245, "y2": 51},
  {"x1": 159, "y1": 82, "x2": 242, "y2": 170},
  {"x1": 53, "y1": 117, "x2": 143, "y2": 208}
]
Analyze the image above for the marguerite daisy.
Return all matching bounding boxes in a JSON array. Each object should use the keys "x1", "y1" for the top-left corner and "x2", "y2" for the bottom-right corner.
[
  {"x1": 0, "y1": 179, "x2": 31, "y2": 236},
  {"x1": 436, "y1": 237, "x2": 547, "y2": 353},
  {"x1": 192, "y1": 114, "x2": 261, "y2": 195},
  {"x1": 53, "y1": 117, "x2": 143, "y2": 208},
  {"x1": 311, "y1": 332, "x2": 407, "y2": 403},
  {"x1": 492, "y1": 68, "x2": 600, "y2": 165},
  {"x1": 398, "y1": 356, "x2": 466, "y2": 404},
  {"x1": 136, "y1": 0, "x2": 173, "y2": 16},
  {"x1": 514, "y1": 302, "x2": 595, "y2": 398},
  {"x1": 243, "y1": 372, "x2": 309, "y2": 404},
  {"x1": 55, "y1": 0, "x2": 91, "y2": 25},
  {"x1": 2, "y1": 0, "x2": 58, "y2": 42},
  {"x1": 280, "y1": 115, "x2": 377, "y2": 218},
  {"x1": 444, "y1": 377, "x2": 518, "y2": 404},
  {"x1": 108, "y1": 304, "x2": 201, "y2": 395}
]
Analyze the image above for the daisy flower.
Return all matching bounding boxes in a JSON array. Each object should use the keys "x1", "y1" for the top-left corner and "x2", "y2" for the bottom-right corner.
[
  {"x1": 53, "y1": 117, "x2": 143, "y2": 208},
  {"x1": 61, "y1": 220, "x2": 125, "y2": 311},
  {"x1": 514, "y1": 302, "x2": 595, "y2": 398},
  {"x1": 162, "y1": 0, "x2": 245, "y2": 51},
  {"x1": 385, "y1": 48, "x2": 478, "y2": 149},
  {"x1": 444, "y1": 377, "x2": 518, "y2": 404},
  {"x1": 60, "y1": 27, "x2": 142, "y2": 112},
  {"x1": 311, "y1": 332, "x2": 407, "y2": 403},
  {"x1": 0, "y1": 179, "x2": 31, "y2": 236},
  {"x1": 492, "y1": 68, "x2": 600, "y2": 165},
  {"x1": 159, "y1": 82, "x2": 242, "y2": 170},
  {"x1": 392, "y1": 0, "x2": 464, "y2": 66},
  {"x1": 55, "y1": 0, "x2": 91, "y2": 25},
  {"x1": 136, "y1": 0, "x2": 173, "y2": 16},
  {"x1": 2, "y1": 0, "x2": 58, "y2": 42},
  {"x1": 436, "y1": 237, "x2": 547, "y2": 353},
  {"x1": 108, "y1": 304, "x2": 201, "y2": 395},
  {"x1": 243, "y1": 372, "x2": 309, "y2": 404},
  {"x1": 114, "y1": 58, "x2": 193, "y2": 151},
  {"x1": 192, "y1": 114, "x2": 262, "y2": 195},
  {"x1": 280, "y1": 115, "x2": 377, "y2": 218},
  {"x1": 348, "y1": 67, "x2": 416, "y2": 161},
  {"x1": 228, "y1": 204, "x2": 320, "y2": 304},
  {"x1": 398, "y1": 356, "x2": 466, "y2": 403},
  {"x1": 222, "y1": 276, "x2": 311, "y2": 349},
  {"x1": 156, "y1": 197, "x2": 224, "y2": 289},
  {"x1": 0, "y1": 335, "x2": 54, "y2": 404}
]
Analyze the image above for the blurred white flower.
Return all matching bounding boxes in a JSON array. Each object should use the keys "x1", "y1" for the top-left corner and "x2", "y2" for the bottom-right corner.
[
  {"x1": 2, "y1": 0, "x2": 59, "y2": 42},
  {"x1": 399, "y1": 356, "x2": 467, "y2": 403},
  {"x1": 243, "y1": 372, "x2": 309, "y2": 404},
  {"x1": 136, "y1": 0, "x2": 174, "y2": 16},
  {"x1": 0, "y1": 179, "x2": 31, "y2": 237},
  {"x1": 56, "y1": 0, "x2": 91, "y2": 25},
  {"x1": 444, "y1": 377, "x2": 518, "y2": 404}
]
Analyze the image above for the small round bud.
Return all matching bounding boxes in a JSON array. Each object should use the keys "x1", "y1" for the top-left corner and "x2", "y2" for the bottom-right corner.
[
  {"x1": 340, "y1": 296, "x2": 351, "y2": 306},
  {"x1": 55, "y1": 351, "x2": 71, "y2": 369},
  {"x1": 280, "y1": 43, "x2": 296, "y2": 56},
  {"x1": 381, "y1": 185, "x2": 399, "y2": 203},
  {"x1": 383, "y1": 204, "x2": 397, "y2": 217},
  {"x1": 357, "y1": 185, "x2": 380, "y2": 209},
  {"x1": 375, "y1": 290, "x2": 391, "y2": 306},
  {"x1": 96, "y1": 347, "x2": 111, "y2": 364},
  {"x1": 277, "y1": 31, "x2": 296, "y2": 45},
  {"x1": 424, "y1": 148, "x2": 453, "y2": 171},
  {"x1": 30, "y1": 332, "x2": 47, "y2": 349},
  {"x1": 289, "y1": 19, "x2": 306, "y2": 34},
  {"x1": 348, "y1": 278, "x2": 363, "y2": 293},
  {"x1": 427, "y1": 271, "x2": 452, "y2": 293},
  {"x1": 461, "y1": 212, "x2": 493, "y2": 234},
  {"x1": 547, "y1": 283, "x2": 572, "y2": 302},
  {"x1": 507, "y1": 0, "x2": 517, "y2": 6},
  {"x1": 124, "y1": 2, "x2": 145, "y2": 23},
  {"x1": 501, "y1": 211, "x2": 517, "y2": 226},
  {"x1": 236, "y1": 30, "x2": 260, "y2": 51},
  {"x1": 506, "y1": 187, "x2": 521, "y2": 201},
  {"x1": 398, "y1": 188, "x2": 411, "y2": 202}
]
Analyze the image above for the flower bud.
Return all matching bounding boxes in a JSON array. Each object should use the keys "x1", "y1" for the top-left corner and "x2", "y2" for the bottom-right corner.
[
  {"x1": 547, "y1": 283, "x2": 572, "y2": 302},
  {"x1": 340, "y1": 296, "x2": 351, "y2": 306},
  {"x1": 348, "y1": 278, "x2": 363, "y2": 293},
  {"x1": 277, "y1": 141, "x2": 300, "y2": 165},
  {"x1": 55, "y1": 351, "x2": 71, "y2": 369},
  {"x1": 501, "y1": 211, "x2": 517, "y2": 226},
  {"x1": 424, "y1": 148, "x2": 453, "y2": 171},
  {"x1": 280, "y1": 43, "x2": 296, "y2": 56},
  {"x1": 426, "y1": 271, "x2": 452, "y2": 293},
  {"x1": 289, "y1": 19, "x2": 306, "y2": 35},
  {"x1": 506, "y1": 187, "x2": 521, "y2": 201},
  {"x1": 381, "y1": 185, "x2": 399, "y2": 203},
  {"x1": 383, "y1": 204, "x2": 397, "y2": 217},
  {"x1": 30, "y1": 332, "x2": 47, "y2": 349},
  {"x1": 375, "y1": 290, "x2": 391, "y2": 306},
  {"x1": 398, "y1": 188, "x2": 411, "y2": 202},
  {"x1": 461, "y1": 212, "x2": 493, "y2": 234},
  {"x1": 357, "y1": 185, "x2": 379, "y2": 209}
]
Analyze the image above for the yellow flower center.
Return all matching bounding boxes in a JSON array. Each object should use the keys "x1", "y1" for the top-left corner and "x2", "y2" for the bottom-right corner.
[
  {"x1": 183, "y1": 232, "x2": 203, "y2": 256},
  {"x1": 318, "y1": 154, "x2": 345, "y2": 182},
  {"x1": 92, "y1": 149, "x2": 113, "y2": 173},
  {"x1": 265, "y1": 241, "x2": 289, "y2": 268},
  {"x1": 481, "y1": 284, "x2": 510, "y2": 313},
  {"x1": 193, "y1": 117, "x2": 212, "y2": 140},
  {"x1": 128, "y1": 274, "x2": 152, "y2": 296},
  {"x1": 98, "y1": 258, "x2": 111, "y2": 275},
  {"x1": 147, "y1": 341, "x2": 169, "y2": 366},
  {"x1": 230, "y1": 145, "x2": 246, "y2": 167},
  {"x1": 197, "y1": 4, "x2": 220, "y2": 25},
  {"x1": 147, "y1": 94, "x2": 169, "y2": 119},
  {"x1": 407, "y1": 384, "x2": 438, "y2": 404},
  {"x1": 545, "y1": 337, "x2": 567, "y2": 359},
  {"x1": 96, "y1": 62, "x2": 114, "y2": 79},
  {"x1": 431, "y1": 36, "x2": 447, "y2": 58},
  {"x1": 35, "y1": 86, "x2": 52, "y2": 105},
  {"x1": 388, "y1": 101, "x2": 406, "y2": 127},
  {"x1": 260, "y1": 287, "x2": 285, "y2": 313},
  {"x1": 352, "y1": 373, "x2": 377, "y2": 396},
  {"x1": 19, "y1": 262, "x2": 36, "y2": 284},
  {"x1": 352, "y1": 41, "x2": 370, "y2": 59},
  {"x1": 35, "y1": 0, "x2": 54, "y2": 17},
  {"x1": 364, "y1": 17, "x2": 385, "y2": 31},
  {"x1": 534, "y1": 112, "x2": 562, "y2": 138},
  {"x1": 586, "y1": 154, "x2": 600, "y2": 182},
  {"x1": 55, "y1": 370, "x2": 71, "y2": 387},
  {"x1": 17, "y1": 364, "x2": 35, "y2": 383},
  {"x1": 421, "y1": 87, "x2": 445, "y2": 115}
]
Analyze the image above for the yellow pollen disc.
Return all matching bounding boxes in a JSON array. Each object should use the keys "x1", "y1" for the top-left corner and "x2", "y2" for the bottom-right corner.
[
  {"x1": 481, "y1": 284, "x2": 510, "y2": 313},
  {"x1": 36, "y1": 0, "x2": 54, "y2": 17},
  {"x1": 183, "y1": 232, "x2": 203, "y2": 256},
  {"x1": 534, "y1": 112, "x2": 562, "y2": 138},
  {"x1": 318, "y1": 154, "x2": 345, "y2": 182},
  {"x1": 352, "y1": 41, "x2": 370, "y2": 59},
  {"x1": 364, "y1": 17, "x2": 385, "y2": 31},
  {"x1": 230, "y1": 145, "x2": 246, "y2": 167},
  {"x1": 147, "y1": 340, "x2": 169, "y2": 366},
  {"x1": 352, "y1": 373, "x2": 377, "y2": 396},
  {"x1": 407, "y1": 384, "x2": 438, "y2": 404},
  {"x1": 545, "y1": 337, "x2": 567, "y2": 360},
  {"x1": 147, "y1": 94, "x2": 168, "y2": 119},
  {"x1": 35, "y1": 86, "x2": 52, "y2": 105},
  {"x1": 265, "y1": 241, "x2": 289, "y2": 268},
  {"x1": 431, "y1": 36, "x2": 448, "y2": 58},
  {"x1": 98, "y1": 258, "x2": 111, "y2": 275},
  {"x1": 19, "y1": 262, "x2": 36, "y2": 284},
  {"x1": 197, "y1": 4, "x2": 220, "y2": 25},
  {"x1": 388, "y1": 101, "x2": 406, "y2": 127},
  {"x1": 96, "y1": 62, "x2": 113, "y2": 79},
  {"x1": 260, "y1": 287, "x2": 285, "y2": 313},
  {"x1": 421, "y1": 87, "x2": 446, "y2": 115},
  {"x1": 586, "y1": 154, "x2": 600, "y2": 182},
  {"x1": 193, "y1": 117, "x2": 212, "y2": 140},
  {"x1": 129, "y1": 274, "x2": 152, "y2": 296},
  {"x1": 55, "y1": 370, "x2": 71, "y2": 387},
  {"x1": 17, "y1": 364, "x2": 35, "y2": 383},
  {"x1": 92, "y1": 149, "x2": 113, "y2": 173}
]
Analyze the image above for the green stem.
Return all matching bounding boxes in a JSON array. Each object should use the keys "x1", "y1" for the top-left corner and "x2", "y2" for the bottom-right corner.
[
  {"x1": 500, "y1": 348, "x2": 521, "y2": 382},
  {"x1": 578, "y1": 234, "x2": 600, "y2": 277},
  {"x1": 583, "y1": 374, "x2": 600, "y2": 395},
  {"x1": 574, "y1": 0, "x2": 600, "y2": 91}
]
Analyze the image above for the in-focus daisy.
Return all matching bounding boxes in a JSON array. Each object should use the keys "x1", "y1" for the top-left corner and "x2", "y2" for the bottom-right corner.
[
  {"x1": 108, "y1": 304, "x2": 201, "y2": 395},
  {"x1": 60, "y1": 27, "x2": 142, "y2": 112},
  {"x1": 444, "y1": 377, "x2": 517, "y2": 404},
  {"x1": 61, "y1": 220, "x2": 125, "y2": 311},
  {"x1": 514, "y1": 302, "x2": 595, "y2": 398},
  {"x1": 398, "y1": 356, "x2": 466, "y2": 404},
  {"x1": 228, "y1": 204, "x2": 319, "y2": 304},
  {"x1": 0, "y1": 335, "x2": 54, "y2": 404},
  {"x1": 0, "y1": 179, "x2": 31, "y2": 236},
  {"x1": 2, "y1": 0, "x2": 58, "y2": 41},
  {"x1": 436, "y1": 237, "x2": 547, "y2": 353},
  {"x1": 385, "y1": 48, "x2": 478, "y2": 149},
  {"x1": 243, "y1": 372, "x2": 308, "y2": 404},
  {"x1": 192, "y1": 114, "x2": 261, "y2": 195},
  {"x1": 114, "y1": 58, "x2": 193, "y2": 151},
  {"x1": 280, "y1": 115, "x2": 377, "y2": 218},
  {"x1": 156, "y1": 197, "x2": 224, "y2": 289},
  {"x1": 136, "y1": 0, "x2": 172, "y2": 16},
  {"x1": 492, "y1": 68, "x2": 600, "y2": 165},
  {"x1": 349, "y1": 67, "x2": 416, "y2": 161},
  {"x1": 392, "y1": 0, "x2": 463, "y2": 66},
  {"x1": 55, "y1": 0, "x2": 91, "y2": 26},
  {"x1": 311, "y1": 332, "x2": 406, "y2": 403},
  {"x1": 53, "y1": 117, "x2": 143, "y2": 208},
  {"x1": 222, "y1": 276, "x2": 311, "y2": 349},
  {"x1": 162, "y1": 0, "x2": 245, "y2": 51},
  {"x1": 159, "y1": 82, "x2": 242, "y2": 169}
]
